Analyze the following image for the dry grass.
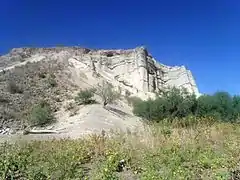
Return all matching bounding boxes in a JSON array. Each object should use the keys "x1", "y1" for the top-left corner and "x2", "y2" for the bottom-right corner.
[{"x1": 0, "y1": 120, "x2": 240, "y2": 179}]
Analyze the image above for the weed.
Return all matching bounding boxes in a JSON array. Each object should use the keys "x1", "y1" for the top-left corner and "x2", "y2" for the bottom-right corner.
[
  {"x1": 27, "y1": 100, "x2": 55, "y2": 126},
  {"x1": 75, "y1": 88, "x2": 96, "y2": 105},
  {"x1": 0, "y1": 120, "x2": 240, "y2": 179}
]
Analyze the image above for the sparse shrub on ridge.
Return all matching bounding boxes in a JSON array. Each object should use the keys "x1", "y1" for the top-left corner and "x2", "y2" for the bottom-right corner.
[
  {"x1": 75, "y1": 88, "x2": 96, "y2": 105},
  {"x1": 28, "y1": 100, "x2": 55, "y2": 126},
  {"x1": 46, "y1": 73, "x2": 57, "y2": 88},
  {"x1": 97, "y1": 81, "x2": 121, "y2": 107},
  {"x1": 64, "y1": 101, "x2": 76, "y2": 111},
  {"x1": 38, "y1": 72, "x2": 47, "y2": 78}
]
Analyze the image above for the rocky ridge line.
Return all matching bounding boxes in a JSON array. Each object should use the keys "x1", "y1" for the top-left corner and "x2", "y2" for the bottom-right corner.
[{"x1": 0, "y1": 46, "x2": 200, "y2": 98}]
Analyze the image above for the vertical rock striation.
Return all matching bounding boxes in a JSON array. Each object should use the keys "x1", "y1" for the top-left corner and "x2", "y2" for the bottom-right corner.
[{"x1": 0, "y1": 46, "x2": 200, "y2": 98}]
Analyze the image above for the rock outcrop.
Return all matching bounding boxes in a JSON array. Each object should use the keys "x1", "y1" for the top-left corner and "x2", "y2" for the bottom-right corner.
[
  {"x1": 0, "y1": 46, "x2": 199, "y2": 134},
  {"x1": 0, "y1": 46, "x2": 200, "y2": 98}
]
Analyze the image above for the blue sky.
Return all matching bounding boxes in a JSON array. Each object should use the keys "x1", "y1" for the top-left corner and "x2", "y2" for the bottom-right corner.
[{"x1": 0, "y1": 0, "x2": 240, "y2": 95}]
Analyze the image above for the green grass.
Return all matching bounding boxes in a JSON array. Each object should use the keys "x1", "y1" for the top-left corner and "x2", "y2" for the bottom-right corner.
[{"x1": 1, "y1": 120, "x2": 240, "y2": 179}]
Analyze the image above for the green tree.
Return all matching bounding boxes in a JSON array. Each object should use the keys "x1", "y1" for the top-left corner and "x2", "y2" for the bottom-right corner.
[
  {"x1": 98, "y1": 81, "x2": 120, "y2": 107},
  {"x1": 231, "y1": 95, "x2": 240, "y2": 121},
  {"x1": 132, "y1": 88, "x2": 240, "y2": 123},
  {"x1": 212, "y1": 92, "x2": 233, "y2": 120},
  {"x1": 196, "y1": 95, "x2": 215, "y2": 117}
]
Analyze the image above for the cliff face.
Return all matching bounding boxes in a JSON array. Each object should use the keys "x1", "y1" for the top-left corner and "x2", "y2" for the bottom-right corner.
[
  {"x1": 0, "y1": 46, "x2": 199, "y2": 133},
  {"x1": 0, "y1": 46, "x2": 199, "y2": 97}
]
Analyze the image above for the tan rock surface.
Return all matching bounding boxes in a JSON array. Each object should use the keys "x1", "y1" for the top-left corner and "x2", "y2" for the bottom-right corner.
[{"x1": 0, "y1": 46, "x2": 200, "y2": 98}]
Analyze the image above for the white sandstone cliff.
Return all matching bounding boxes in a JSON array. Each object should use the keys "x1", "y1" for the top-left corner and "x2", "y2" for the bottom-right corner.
[{"x1": 0, "y1": 46, "x2": 200, "y2": 99}]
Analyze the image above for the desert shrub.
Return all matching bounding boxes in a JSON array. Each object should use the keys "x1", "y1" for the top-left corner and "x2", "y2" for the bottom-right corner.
[
  {"x1": 28, "y1": 101, "x2": 55, "y2": 126},
  {"x1": 46, "y1": 74, "x2": 57, "y2": 87},
  {"x1": 38, "y1": 72, "x2": 47, "y2": 78},
  {"x1": 75, "y1": 88, "x2": 96, "y2": 105},
  {"x1": 7, "y1": 80, "x2": 23, "y2": 94},
  {"x1": 0, "y1": 95, "x2": 9, "y2": 103},
  {"x1": 132, "y1": 87, "x2": 240, "y2": 123},
  {"x1": 64, "y1": 101, "x2": 79, "y2": 116},
  {"x1": 126, "y1": 96, "x2": 142, "y2": 106},
  {"x1": 97, "y1": 81, "x2": 120, "y2": 107},
  {"x1": 125, "y1": 89, "x2": 131, "y2": 97},
  {"x1": 64, "y1": 101, "x2": 76, "y2": 111}
]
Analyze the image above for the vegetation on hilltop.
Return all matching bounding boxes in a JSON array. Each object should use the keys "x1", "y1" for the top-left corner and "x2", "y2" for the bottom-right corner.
[{"x1": 0, "y1": 60, "x2": 73, "y2": 129}]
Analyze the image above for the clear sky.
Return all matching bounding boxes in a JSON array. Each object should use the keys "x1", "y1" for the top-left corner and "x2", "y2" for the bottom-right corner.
[{"x1": 0, "y1": 0, "x2": 240, "y2": 95}]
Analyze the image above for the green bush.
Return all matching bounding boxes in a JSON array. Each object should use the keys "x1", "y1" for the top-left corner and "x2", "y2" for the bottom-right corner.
[
  {"x1": 232, "y1": 95, "x2": 240, "y2": 122},
  {"x1": 126, "y1": 96, "x2": 142, "y2": 106},
  {"x1": 132, "y1": 98, "x2": 153, "y2": 120},
  {"x1": 132, "y1": 87, "x2": 240, "y2": 123},
  {"x1": 98, "y1": 81, "x2": 120, "y2": 107},
  {"x1": 196, "y1": 92, "x2": 236, "y2": 121},
  {"x1": 133, "y1": 87, "x2": 196, "y2": 121},
  {"x1": 28, "y1": 101, "x2": 55, "y2": 126},
  {"x1": 75, "y1": 88, "x2": 96, "y2": 105}
]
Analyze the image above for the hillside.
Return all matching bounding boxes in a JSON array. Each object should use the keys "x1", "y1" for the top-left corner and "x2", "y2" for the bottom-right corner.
[{"x1": 0, "y1": 46, "x2": 199, "y2": 138}]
